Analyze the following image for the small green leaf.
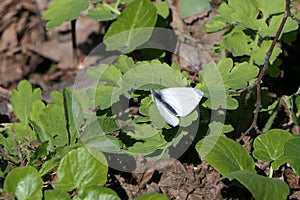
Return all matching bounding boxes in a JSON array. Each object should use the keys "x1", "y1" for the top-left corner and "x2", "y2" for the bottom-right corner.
[
  {"x1": 133, "y1": 192, "x2": 168, "y2": 200},
  {"x1": 11, "y1": 80, "x2": 42, "y2": 124},
  {"x1": 87, "y1": 4, "x2": 119, "y2": 21},
  {"x1": 223, "y1": 29, "x2": 253, "y2": 57},
  {"x1": 127, "y1": 132, "x2": 167, "y2": 154},
  {"x1": 285, "y1": 138, "x2": 300, "y2": 176},
  {"x1": 87, "y1": 64, "x2": 122, "y2": 84},
  {"x1": 222, "y1": 170, "x2": 289, "y2": 200},
  {"x1": 55, "y1": 147, "x2": 108, "y2": 191},
  {"x1": 44, "y1": 190, "x2": 70, "y2": 200},
  {"x1": 4, "y1": 166, "x2": 43, "y2": 200},
  {"x1": 253, "y1": 129, "x2": 293, "y2": 163},
  {"x1": 94, "y1": 85, "x2": 115, "y2": 109},
  {"x1": 43, "y1": 0, "x2": 89, "y2": 29},
  {"x1": 0, "y1": 126, "x2": 17, "y2": 156},
  {"x1": 115, "y1": 55, "x2": 135, "y2": 73},
  {"x1": 255, "y1": 0, "x2": 285, "y2": 20},
  {"x1": 104, "y1": 0, "x2": 157, "y2": 52},
  {"x1": 178, "y1": 0, "x2": 211, "y2": 18},
  {"x1": 251, "y1": 40, "x2": 282, "y2": 65},
  {"x1": 196, "y1": 135, "x2": 255, "y2": 175},
  {"x1": 155, "y1": 2, "x2": 170, "y2": 19},
  {"x1": 75, "y1": 186, "x2": 120, "y2": 200},
  {"x1": 40, "y1": 104, "x2": 69, "y2": 147}
]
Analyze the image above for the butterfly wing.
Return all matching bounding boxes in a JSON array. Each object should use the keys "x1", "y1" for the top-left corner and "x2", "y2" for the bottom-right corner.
[
  {"x1": 151, "y1": 90, "x2": 179, "y2": 126},
  {"x1": 158, "y1": 88, "x2": 203, "y2": 117}
]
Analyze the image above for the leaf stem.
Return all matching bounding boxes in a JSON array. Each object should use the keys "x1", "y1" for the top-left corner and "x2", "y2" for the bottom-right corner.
[{"x1": 238, "y1": 0, "x2": 292, "y2": 141}]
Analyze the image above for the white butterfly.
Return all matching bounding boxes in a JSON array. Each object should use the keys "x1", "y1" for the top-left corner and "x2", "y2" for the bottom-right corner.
[{"x1": 151, "y1": 87, "x2": 203, "y2": 127}]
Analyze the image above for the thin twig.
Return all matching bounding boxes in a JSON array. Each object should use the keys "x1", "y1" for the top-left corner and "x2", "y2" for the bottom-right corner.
[{"x1": 238, "y1": 0, "x2": 292, "y2": 141}]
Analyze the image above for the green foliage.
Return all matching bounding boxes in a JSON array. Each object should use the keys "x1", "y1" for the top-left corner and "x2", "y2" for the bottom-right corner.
[
  {"x1": 104, "y1": 0, "x2": 158, "y2": 52},
  {"x1": 43, "y1": 0, "x2": 89, "y2": 29},
  {"x1": 11, "y1": 80, "x2": 42, "y2": 124},
  {"x1": 55, "y1": 147, "x2": 108, "y2": 191},
  {"x1": 222, "y1": 170, "x2": 289, "y2": 200},
  {"x1": 178, "y1": 0, "x2": 211, "y2": 18},
  {"x1": 2, "y1": 0, "x2": 300, "y2": 199},
  {"x1": 4, "y1": 166, "x2": 43, "y2": 200},
  {"x1": 253, "y1": 129, "x2": 293, "y2": 170}
]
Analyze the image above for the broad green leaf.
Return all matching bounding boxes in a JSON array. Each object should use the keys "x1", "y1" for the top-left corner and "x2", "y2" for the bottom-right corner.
[
  {"x1": 87, "y1": 4, "x2": 119, "y2": 21},
  {"x1": 55, "y1": 147, "x2": 108, "y2": 191},
  {"x1": 222, "y1": 170, "x2": 289, "y2": 200},
  {"x1": 43, "y1": 0, "x2": 89, "y2": 29},
  {"x1": 4, "y1": 166, "x2": 43, "y2": 200},
  {"x1": 96, "y1": 115, "x2": 120, "y2": 134},
  {"x1": 44, "y1": 190, "x2": 70, "y2": 200},
  {"x1": 133, "y1": 192, "x2": 168, "y2": 200},
  {"x1": 178, "y1": 0, "x2": 211, "y2": 18},
  {"x1": 104, "y1": 0, "x2": 157, "y2": 52},
  {"x1": 11, "y1": 80, "x2": 42, "y2": 124},
  {"x1": 196, "y1": 135, "x2": 255, "y2": 175},
  {"x1": 253, "y1": 129, "x2": 293, "y2": 163},
  {"x1": 75, "y1": 186, "x2": 120, "y2": 200},
  {"x1": 285, "y1": 138, "x2": 300, "y2": 176}
]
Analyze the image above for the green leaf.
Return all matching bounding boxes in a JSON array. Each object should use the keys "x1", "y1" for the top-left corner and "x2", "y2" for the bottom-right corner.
[
  {"x1": 223, "y1": 29, "x2": 253, "y2": 57},
  {"x1": 4, "y1": 166, "x2": 43, "y2": 200},
  {"x1": 94, "y1": 85, "x2": 115, "y2": 109},
  {"x1": 253, "y1": 129, "x2": 293, "y2": 163},
  {"x1": 255, "y1": 0, "x2": 285, "y2": 20},
  {"x1": 127, "y1": 132, "x2": 167, "y2": 155},
  {"x1": 178, "y1": 0, "x2": 211, "y2": 18},
  {"x1": 224, "y1": 62, "x2": 259, "y2": 89},
  {"x1": 104, "y1": 0, "x2": 157, "y2": 52},
  {"x1": 196, "y1": 135, "x2": 255, "y2": 175},
  {"x1": 87, "y1": 64, "x2": 122, "y2": 84},
  {"x1": 63, "y1": 88, "x2": 83, "y2": 144},
  {"x1": 55, "y1": 147, "x2": 108, "y2": 191},
  {"x1": 251, "y1": 40, "x2": 282, "y2": 65},
  {"x1": 0, "y1": 126, "x2": 17, "y2": 156},
  {"x1": 133, "y1": 192, "x2": 168, "y2": 200},
  {"x1": 115, "y1": 55, "x2": 135, "y2": 74},
  {"x1": 39, "y1": 158, "x2": 61, "y2": 177},
  {"x1": 13, "y1": 123, "x2": 36, "y2": 143},
  {"x1": 44, "y1": 190, "x2": 70, "y2": 200},
  {"x1": 43, "y1": 0, "x2": 89, "y2": 29},
  {"x1": 11, "y1": 80, "x2": 42, "y2": 124},
  {"x1": 258, "y1": 13, "x2": 299, "y2": 38},
  {"x1": 222, "y1": 170, "x2": 289, "y2": 200},
  {"x1": 285, "y1": 138, "x2": 300, "y2": 176},
  {"x1": 40, "y1": 104, "x2": 69, "y2": 147},
  {"x1": 155, "y1": 2, "x2": 170, "y2": 19},
  {"x1": 87, "y1": 4, "x2": 119, "y2": 21},
  {"x1": 75, "y1": 186, "x2": 120, "y2": 200}
]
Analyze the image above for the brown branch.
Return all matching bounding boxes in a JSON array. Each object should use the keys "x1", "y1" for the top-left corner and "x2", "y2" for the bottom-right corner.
[{"x1": 238, "y1": 0, "x2": 292, "y2": 141}]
